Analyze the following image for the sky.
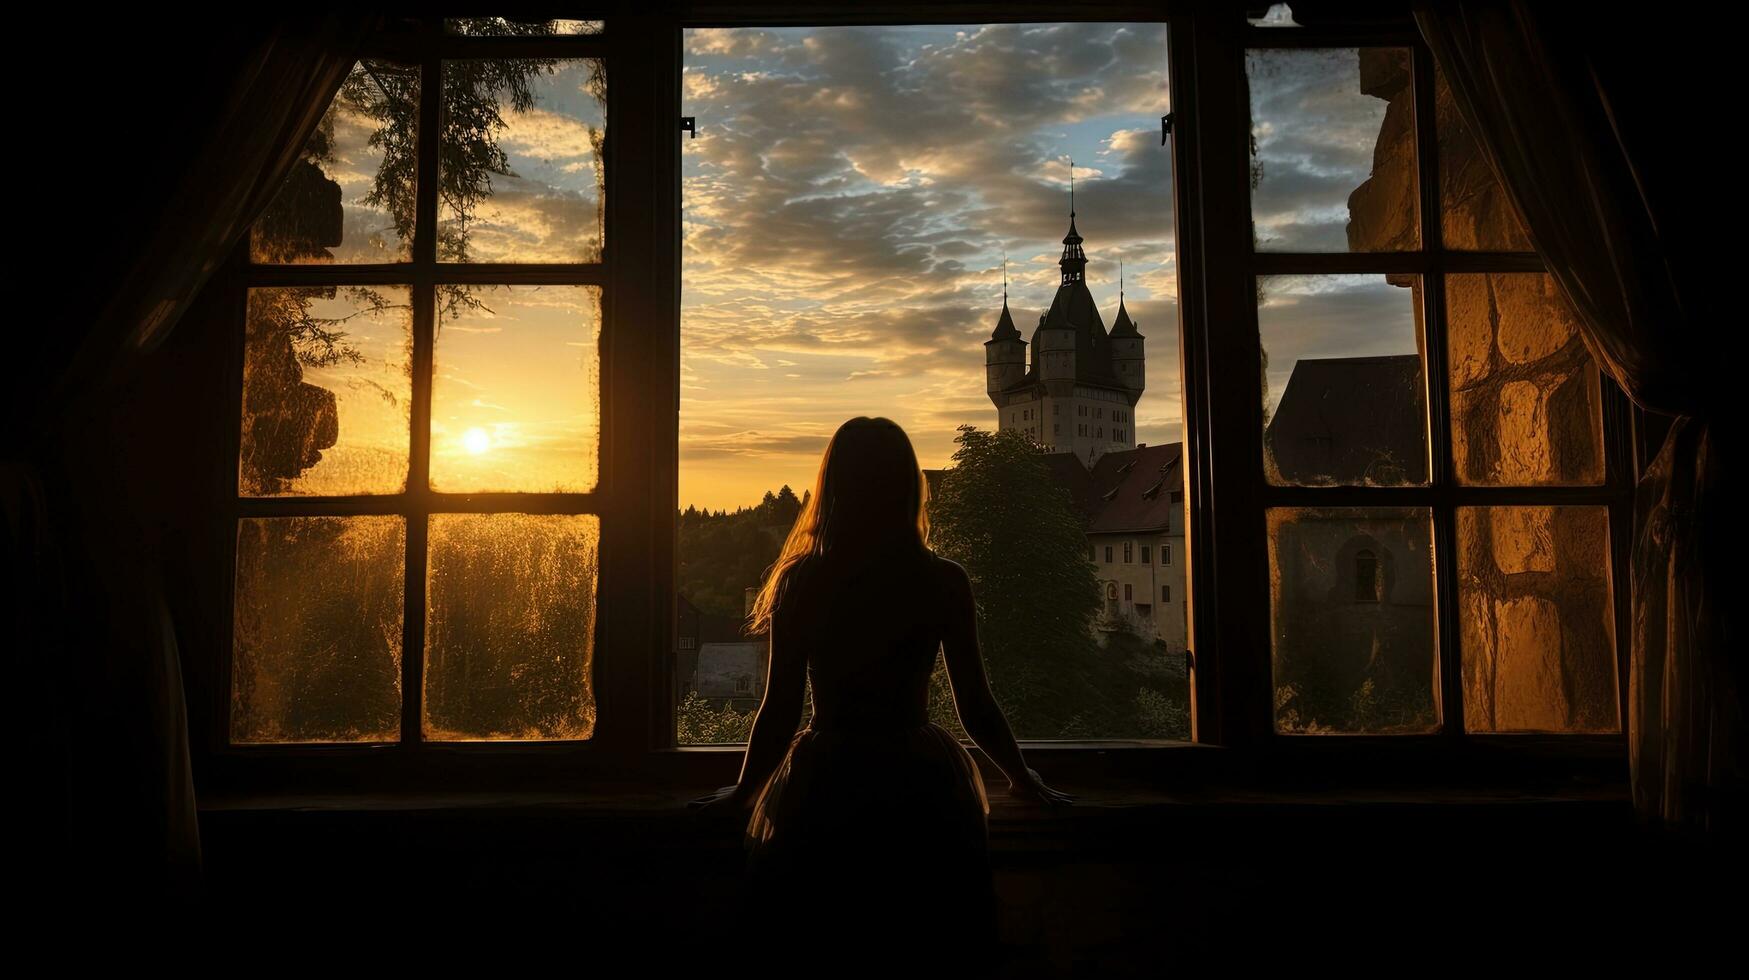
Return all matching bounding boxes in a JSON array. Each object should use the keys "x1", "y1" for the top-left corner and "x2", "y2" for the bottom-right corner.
[
  {"x1": 259, "y1": 26, "x2": 1415, "y2": 510},
  {"x1": 679, "y1": 24, "x2": 1180, "y2": 510}
]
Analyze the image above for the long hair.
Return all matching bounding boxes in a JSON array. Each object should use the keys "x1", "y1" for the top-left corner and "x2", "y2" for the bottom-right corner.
[{"x1": 745, "y1": 417, "x2": 931, "y2": 636}]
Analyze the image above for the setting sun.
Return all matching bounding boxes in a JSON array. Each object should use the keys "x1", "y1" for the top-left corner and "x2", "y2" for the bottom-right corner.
[{"x1": 462, "y1": 427, "x2": 492, "y2": 455}]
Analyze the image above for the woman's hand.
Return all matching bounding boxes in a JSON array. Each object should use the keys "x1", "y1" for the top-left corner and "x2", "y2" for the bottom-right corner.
[
  {"x1": 1005, "y1": 766, "x2": 1075, "y2": 807},
  {"x1": 687, "y1": 783, "x2": 757, "y2": 820}
]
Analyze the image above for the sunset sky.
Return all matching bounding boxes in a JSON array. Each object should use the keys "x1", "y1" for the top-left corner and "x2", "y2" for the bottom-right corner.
[{"x1": 265, "y1": 25, "x2": 1413, "y2": 510}]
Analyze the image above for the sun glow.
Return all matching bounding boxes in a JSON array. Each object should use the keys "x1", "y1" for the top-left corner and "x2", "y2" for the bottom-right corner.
[{"x1": 463, "y1": 427, "x2": 492, "y2": 455}]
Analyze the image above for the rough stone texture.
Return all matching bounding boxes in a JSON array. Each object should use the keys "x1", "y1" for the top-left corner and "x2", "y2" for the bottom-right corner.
[
  {"x1": 1458, "y1": 506, "x2": 1617, "y2": 733},
  {"x1": 1346, "y1": 48, "x2": 1418, "y2": 253},
  {"x1": 1342, "y1": 52, "x2": 1615, "y2": 734}
]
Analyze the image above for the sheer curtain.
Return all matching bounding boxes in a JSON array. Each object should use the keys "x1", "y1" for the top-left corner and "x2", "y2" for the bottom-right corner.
[
  {"x1": 1414, "y1": 1, "x2": 1737, "y2": 834},
  {"x1": 12, "y1": 12, "x2": 380, "y2": 903}
]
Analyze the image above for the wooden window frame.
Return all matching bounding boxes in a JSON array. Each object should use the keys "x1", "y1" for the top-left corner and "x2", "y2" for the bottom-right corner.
[{"x1": 197, "y1": 3, "x2": 1638, "y2": 798}]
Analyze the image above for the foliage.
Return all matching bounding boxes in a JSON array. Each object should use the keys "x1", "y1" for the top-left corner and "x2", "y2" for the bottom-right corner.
[
  {"x1": 676, "y1": 485, "x2": 804, "y2": 621},
  {"x1": 926, "y1": 425, "x2": 1189, "y2": 739},
  {"x1": 255, "y1": 18, "x2": 606, "y2": 368}
]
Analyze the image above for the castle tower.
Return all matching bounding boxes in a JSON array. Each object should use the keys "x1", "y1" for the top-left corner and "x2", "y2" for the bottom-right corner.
[
  {"x1": 986, "y1": 174, "x2": 1144, "y2": 464},
  {"x1": 984, "y1": 280, "x2": 1026, "y2": 396},
  {"x1": 1110, "y1": 266, "x2": 1146, "y2": 397}
]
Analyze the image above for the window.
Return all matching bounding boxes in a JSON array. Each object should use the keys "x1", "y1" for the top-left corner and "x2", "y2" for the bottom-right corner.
[
  {"x1": 1354, "y1": 549, "x2": 1381, "y2": 603},
  {"x1": 224, "y1": 18, "x2": 630, "y2": 758},
  {"x1": 1123, "y1": 541, "x2": 1133, "y2": 563},
  {"x1": 1237, "y1": 19, "x2": 1629, "y2": 736},
  {"x1": 1124, "y1": 584, "x2": 1133, "y2": 602},
  {"x1": 203, "y1": 9, "x2": 1640, "y2": 792}
]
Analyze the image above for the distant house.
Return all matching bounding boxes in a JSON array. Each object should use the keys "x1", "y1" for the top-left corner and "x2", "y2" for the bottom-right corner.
[
  {"x1": 925, "y1": 443, "x2": 1189, "y2": 651},
  {"x1": 1264, "y1": 353, "x2": 1438, "y2": 729},
  {"x1": 675, "y1": 593, "x2": 767, "y2": 711}
]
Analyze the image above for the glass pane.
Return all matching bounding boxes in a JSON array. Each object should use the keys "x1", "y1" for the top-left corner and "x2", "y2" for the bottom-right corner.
[
  {"x1": 424, "y1": 514, "x2": 600, "y2": 741},
  {"x1": 677, "y1": 23, "x2": 1189, "y2": 744},
  {"x1": 1446, "y1": 273, "x2": 1605, "y2": 486},
  {"x1": 446, "y1": 18, "x2": 605, "y2": 35},
  {"x1": 1260, "y1": 274, "x2": 1428, "y2": 486},
  {"x1": 1458, "y1": 506, "x2": 1618, "y2": 732},
  {"x1": 431, "y1": 285, "x2": 601, "y2": 493},
  {"x1": 1436, "y1": 68, "x2": 1533, "y2": 251},
  {"x1": 230, "y1": 516, "x2": 405, "y2": 744},
  {"x1": 241, "y1": 287, "x2": 412, "y2": 496},
  {"x1": 1269, "y1": 507, "x2": 1439, "y2": 734},
  {"x1": 1246, "y1": 47, "x2": 1418, "y2": 252},
  {"x1": 252, "y1": 60, "x2": 419, "y2": 264},
  {"x1": 439, "y1": 59, "x2": 606, "y2": 263}
]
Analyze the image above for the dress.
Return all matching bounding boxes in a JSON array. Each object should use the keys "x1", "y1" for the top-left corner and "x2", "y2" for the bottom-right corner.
[{"x1": 741, "y1": 553, "x2": 999, "y2": 973}]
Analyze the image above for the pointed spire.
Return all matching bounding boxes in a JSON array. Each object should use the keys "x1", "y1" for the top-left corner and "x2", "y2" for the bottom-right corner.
[
  {"x1": 989, "y1": 253, "x2": 1020, "y2": 342},
  {"x1": 1112, "y1": 262, "x2": 1140, "y2": 338},
  {"x1": 1057, "y1": 157, "x2": 1087, "y2": 284}
]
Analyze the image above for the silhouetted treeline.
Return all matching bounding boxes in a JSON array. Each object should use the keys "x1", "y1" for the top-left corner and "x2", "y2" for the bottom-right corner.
[{"x1": 677, "y1": 485, "x2": 805, "y2": 621}]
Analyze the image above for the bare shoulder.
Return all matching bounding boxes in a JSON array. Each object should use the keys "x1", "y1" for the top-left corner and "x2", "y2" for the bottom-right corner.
[{"x1": 927, "y1": 553, "x2": 975, "y2": 601}]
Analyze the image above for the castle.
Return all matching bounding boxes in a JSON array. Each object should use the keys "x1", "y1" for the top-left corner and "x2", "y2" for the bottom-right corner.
[
  {"x1": 985, "y1": 207, "x2": 1145, "y2": 464},
  {"x1": 985, "y1": 208, "x2": 1187, "y2": 651}
]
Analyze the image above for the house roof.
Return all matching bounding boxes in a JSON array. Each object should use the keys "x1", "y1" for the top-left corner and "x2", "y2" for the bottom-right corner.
[
  {"x1": 925, "y1": 442, "x2": 1184, "y2": 536},
  {"x1": 1264, "y1": 354, "x2": 1428, "y2": 485}
]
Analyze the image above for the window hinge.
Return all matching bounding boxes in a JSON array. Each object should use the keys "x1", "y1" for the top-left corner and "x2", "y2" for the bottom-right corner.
[
  {"x1": 681, "y1": 116, "x2": 697, "y2": 138},
  {"x1": 1161, "y1": 112, "x2": 1173, "y2": 145}
]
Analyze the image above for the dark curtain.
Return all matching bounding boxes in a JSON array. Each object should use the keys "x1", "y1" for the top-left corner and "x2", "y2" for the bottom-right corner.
[
  {"x1": 1415, "y1": 2, "x2": 1738, "y2": 834},
  {"x1": 12, "y1": 12, "x2": 379, "y2": 906}
]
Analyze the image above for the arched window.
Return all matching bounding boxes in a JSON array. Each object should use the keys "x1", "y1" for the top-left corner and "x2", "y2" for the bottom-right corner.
[{"x1": 1355, "y1": 549, "x2": 1381, "y2": 603}]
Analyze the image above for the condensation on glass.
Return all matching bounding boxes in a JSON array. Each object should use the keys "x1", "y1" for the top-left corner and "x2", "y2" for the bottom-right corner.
[
  {"x1": 1446, "y1": 273, "x2": 1604, "y2": 486},
  {"x1": 430, "y1": 285, "x2": 601, "y2": 493},
  {"x1": 1269, "y1": 507, "x2": 1439, "y2": 734},
  {"x1": 1434, "y1": 68, "x2": 1534, "y2": 252},
  {"x1": 252, "y1": 60, "x2": 419, "y2": 264},
  {"x1": 1458, "y1": 506, "x2": 1618, "y2": 733},
  {"x1": 1246, "y1": 47, "x2": 1417, "y2": 252},
  {"x1": 438, "y1": 59, "x2": 607, "y2": 263},
  {"x1": 423, "y1": 513, "x2": 601, "y2": 741},
  {"x1": 1258, "y1": 274, "x2": 1428, "y2": 487},
  {"x1": 445, "y1": 18, "x2": 605, "y2": 35},
  {"x1": 240, "y1": 286, "x2": 413, "y2": 497},
  {"x1": 230, "y1": 516, "x2": 406, "y2": 744}
]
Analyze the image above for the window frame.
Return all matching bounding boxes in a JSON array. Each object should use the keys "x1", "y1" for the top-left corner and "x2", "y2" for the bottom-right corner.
[
  {"x1": 1173, "y1": 9, "x2": 1637, "y2": 753},
  {"x1": 197, "y1": 4, "x2": 1640, "y2": 797}
]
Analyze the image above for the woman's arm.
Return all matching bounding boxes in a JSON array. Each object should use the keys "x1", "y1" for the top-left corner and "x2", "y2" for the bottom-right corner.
[
  {"x1": 938, "y1": 558, "x2": 1064, "y2": 799},
  {"x1": 729, "y1": 606, "x2": 809, "y2": 806}
]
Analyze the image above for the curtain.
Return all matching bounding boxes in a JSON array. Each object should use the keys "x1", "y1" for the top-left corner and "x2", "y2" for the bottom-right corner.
[
  {"x1": 13, "y1": 12, "x2": 379, "y2": 904},
  {"x1": 1415, "y1": 1, "x2": 1738, "y2": 835}
]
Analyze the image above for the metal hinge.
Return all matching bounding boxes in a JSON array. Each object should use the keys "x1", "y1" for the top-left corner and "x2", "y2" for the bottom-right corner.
[
  {"x1": 1161, "y1": 112, "x2": 1174, "y2": 145},
  {"x1": 681, "y1": 116, "x2": 697, "y2": 138}
]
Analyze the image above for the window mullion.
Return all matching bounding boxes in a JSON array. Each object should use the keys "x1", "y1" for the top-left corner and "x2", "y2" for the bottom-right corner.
[
  {"x1": 1173, "y1": 7, "x2": 1274, "y2": 748},
  {"x1": 401, "y1": 51, "x2": 443, "y2": 751},
  {"x1": 1411, "y1": 40, "x2": 1466, "y2": 739}
]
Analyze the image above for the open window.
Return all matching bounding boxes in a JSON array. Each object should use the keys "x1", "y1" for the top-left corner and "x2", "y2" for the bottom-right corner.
[{"x1": 201, "y1": 5, "x2": 1638, "y2": 794}]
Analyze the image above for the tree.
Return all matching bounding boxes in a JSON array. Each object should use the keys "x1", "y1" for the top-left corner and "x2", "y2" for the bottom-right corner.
[{"x1": 926, "y1": 425, "x2": 1102, "y2": 734}]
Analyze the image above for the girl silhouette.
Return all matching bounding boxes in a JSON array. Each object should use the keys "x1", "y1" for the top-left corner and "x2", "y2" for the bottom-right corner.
[{"x1": 690, "y1": 416, "x2": 1073, "y2": 972}]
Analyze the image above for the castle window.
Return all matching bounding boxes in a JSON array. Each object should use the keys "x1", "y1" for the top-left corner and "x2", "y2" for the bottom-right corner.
[
  {"x1": 1354, "y1": 549, "x2": 1381, "y2": 603},
  {"x1": 1124, "y1": 584, "x2": 1133, "y2": 601},
  {"x1": 1163, "y1": 543, "x2": 1171, "y2": 565},
  {"x1": 1141, "y1": 546, "x2": 1151, "y2": 564},
  {"x1": 1123, "y1": 541, "x2": 1133, "y2": 563},
  {"x1": 1104, "y1": 546, "x2": 1113, "y2": 564},
  {"x1": 1162, "y1": 585, "x2": 1171, "y2": 603}
]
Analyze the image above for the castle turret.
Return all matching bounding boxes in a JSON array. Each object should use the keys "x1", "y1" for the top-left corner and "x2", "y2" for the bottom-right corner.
[
  {"x1": 984, "y1": 291, "x2": 1026, "y2": 396},
  {"x1": 1110, "y1": 277, "x2": 1145, "y2": 397}
]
